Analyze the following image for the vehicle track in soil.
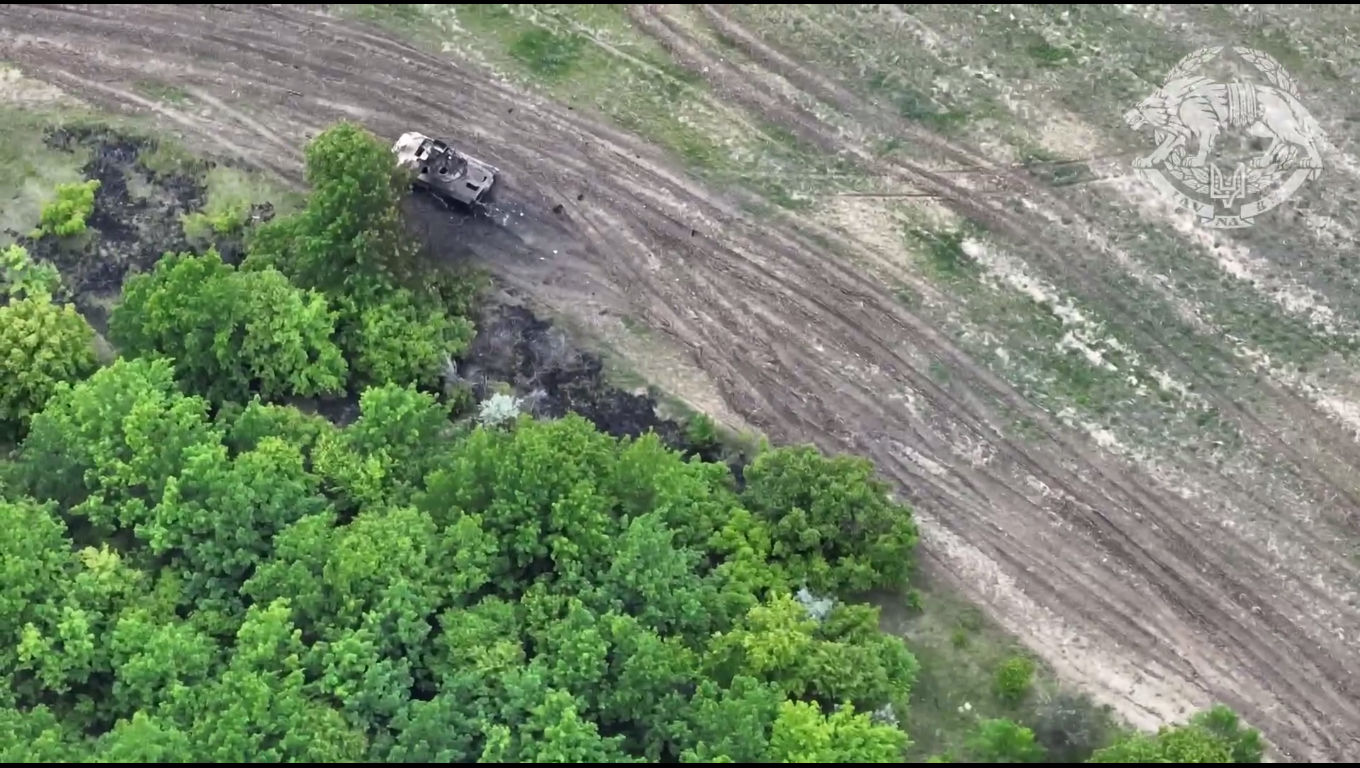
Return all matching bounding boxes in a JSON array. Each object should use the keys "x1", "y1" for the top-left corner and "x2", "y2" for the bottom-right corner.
[{"x1": 3, "y1": 4, "x2": 1359, "y2": 759}]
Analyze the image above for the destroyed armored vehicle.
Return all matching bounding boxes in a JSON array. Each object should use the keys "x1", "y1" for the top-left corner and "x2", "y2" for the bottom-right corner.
[{"x1": 392, "y1": 131, "x2": 499, "y2": 206}]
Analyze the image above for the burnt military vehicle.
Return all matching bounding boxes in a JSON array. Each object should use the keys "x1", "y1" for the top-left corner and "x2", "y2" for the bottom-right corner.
[{"x1": 392, "y1": 131, "x2": 499, "y2": 207}]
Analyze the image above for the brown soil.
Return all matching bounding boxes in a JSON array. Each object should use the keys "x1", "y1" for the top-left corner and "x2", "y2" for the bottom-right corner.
[{"x1": 4, "y1": 4, "x2": 1359, "y2": 760}]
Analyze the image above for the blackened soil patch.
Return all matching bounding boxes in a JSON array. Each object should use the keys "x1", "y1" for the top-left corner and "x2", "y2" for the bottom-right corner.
[
  {"x1": 17, "y1": 125, "x2": 257, "y2": 334},
  {"x1": 456, "y1": 302, "x2": 736, "y2": 470}
]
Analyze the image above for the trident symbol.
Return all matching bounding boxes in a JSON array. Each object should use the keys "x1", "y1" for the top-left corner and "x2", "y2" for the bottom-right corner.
[{"x1": 1209, "y1": 163, "x2": 1248, "y2": 208}]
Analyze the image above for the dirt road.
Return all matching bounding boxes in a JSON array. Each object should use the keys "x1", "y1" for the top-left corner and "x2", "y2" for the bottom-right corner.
[{"x1": 3, "y1": 4, "x2": 1359, "y2": 759}]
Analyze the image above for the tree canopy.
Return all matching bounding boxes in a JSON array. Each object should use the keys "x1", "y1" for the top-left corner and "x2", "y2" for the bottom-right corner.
[
  {"x1": 0, "y1": 295, "x2": 98, "y2": 441},
  {"x1": 109, "y1": 249, "x2": 348, "y2": 403}
]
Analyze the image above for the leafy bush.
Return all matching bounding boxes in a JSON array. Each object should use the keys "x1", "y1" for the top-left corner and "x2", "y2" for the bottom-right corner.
[
  {"x1": 740, "y1": 444, "x2": 919, "y2": 594},
  {"x1": 334, "y1": 288, "x2": 474, "y2": 392},
  {"x1": 1088, "y1": 704, "x2": 1263, "y2": 763},
  {"x1": 109, "y1": 249, "x2": 347, "y2": 403},
  {"x1": 1, "y1": 243, "x2": 61, "y2": 301},
  {"x1": 995, "y1": 655, "x2": 1036, "y2": 705},
  {"x1": 685, "y1": 411, "x2": 721, "y2": 452},
  {"x1": 181, "y1": 200, "x2": 250, "y2": 241},
  {"x1": 240, "y1": 121, "x2": 478, "y2": 395},
  {"x1": 966, "y1": 718, "x2": 1046, "y2": 763},
  {"x1": 1031, "y1": 692, "x2": 1117, "y2": 763},
  {"x1": 32, "y1": 179, "x2": 101, "y2": 238},
  {"x1": 15, "y1": 356, "x2": 221, "y2": 532},
  {"x1": 0, "y1": 296, "x2": 98, "y2": 441}
]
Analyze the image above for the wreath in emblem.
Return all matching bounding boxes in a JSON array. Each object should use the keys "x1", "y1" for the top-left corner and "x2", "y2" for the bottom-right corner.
[{"x1": 1155, "y1": 46, "x2": 1301, "y2": 197}]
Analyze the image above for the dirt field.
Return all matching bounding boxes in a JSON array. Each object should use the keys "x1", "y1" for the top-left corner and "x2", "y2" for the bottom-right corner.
[{"x1": 4, "y1": 4, "x2": 1360, "y2": 760}]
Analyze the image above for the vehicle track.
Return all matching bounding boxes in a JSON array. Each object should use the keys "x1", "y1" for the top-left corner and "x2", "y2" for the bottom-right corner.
[{"x1": 2, "y1": 4, "x2": 1359, "y2": 759}]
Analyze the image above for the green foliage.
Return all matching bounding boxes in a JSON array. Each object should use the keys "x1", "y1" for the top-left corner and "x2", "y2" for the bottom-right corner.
[
  {"x1": 181, "y1": 200, "x2": 249, "y2": 241},
  {"x1": 7, "y1": 365, "x2": 938, "y2": 762},
  {"x1": 218, "y1": 397, "x2": 335, "y2": 460},
  {"x1": 766, "y1": 699, "x2": 909, "y2": 762},
  {"x1": 966, "y1": 718, "x2": 1046, "y2": 763},
  {"x1": 509, "y1": 27, "x2": 587, "y2": 78},
  {"x1": 994, "y1": 655, "x2": 1036, "y2": 705},
  {"x1": 1032, "y1": 692, "x2": 1118, "y2": 763},
  {"x1": 335, "y1": 288, "x2": 474, "y2": 391},
  {"x1": 2, "y1": 243, "x2": 61, "y2": 301},
  {"x1": 244, "y1": 121, "x2": 422, "y2": 297},
  {"x1": 1088, "y1": 704, "x2": 1264, "y2": 763},
  {"x1": 0, "y1": 295, "x2": 98, "y2": 441},
  {"x1": 312, "y1": 383, "x2": 454, "y2": 512},
  {"x1": 685, "y1": 411, "x2": 721, "y2": 453},
  {"x1": 33, "y1": 179, "x2": 100, "y2": 238},
  {"x1": 109, "y1": 249, "x2": 347, "y2": 403},
  {"x1": 16, "y1": 356, "x2": 222, "y2": 532},
  {"x1": 740, "y1": 444, "x2": 919, "y2": 594},
  {"x1": 240, "y1": 121, "x2": 478, "y2": 394}
]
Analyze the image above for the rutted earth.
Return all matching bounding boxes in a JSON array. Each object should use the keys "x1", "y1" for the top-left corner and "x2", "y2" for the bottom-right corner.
[{"x1": 3, "y1": 4, "x2": 1360, "y2": 760}]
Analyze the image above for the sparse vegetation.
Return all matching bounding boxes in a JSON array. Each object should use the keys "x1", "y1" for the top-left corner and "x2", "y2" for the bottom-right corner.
[{"x1": 509, "y1": 26, "x2": 587, "y2": 78}]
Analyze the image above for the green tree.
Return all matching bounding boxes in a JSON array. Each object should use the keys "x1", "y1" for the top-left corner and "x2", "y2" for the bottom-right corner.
[
  {"x1": 110, "y1": 249, "x2": 347, "y2": 403},
  {"x1": 767, "y1": 699, "x2": 909, "y2": 762},
  {"x1": 17, "y1": 356, "x2": 221, "y2": 532},
  {"x1": 681, "y1": 676, "x2": 785, "y2": 762},
  {"x1": 0, "y1": 296, "x2": 98, "y2": 441},
  {"x1": 335, "y1": 288, "x2": 474, "y2": 391},
  {"x1": 108, "y1": 609, "x2": 215, "y2": 714},
  {"x1": 159, "y1": 599, "x2": 369, "y2": 762},
  {"x1": 704, "y1": 593, "x2": 916, "y2": 713},
  {"x1": 741, "y1": 444, "x2": 918, "y2": 594},
  {"x1": 140, "y1": 435, "x2": 330, "y2": 607},
  {"x1": 97, "y1": 711, "x2": 193, "y2": 762},
  {"x1": 218, "y1": 397, "x2": 335, "y2": 461},
  {"x1": 240, "y1": 122, "x2": 478, "y2": 392},
  {"x1": 244, "y1": 121, "x2": 422, "y2": 297},
  {"x1": 312, "y1": 383, "x2": 455, "y2": 513},
  {"x1": 0, "y1": 705, "x2": 87, "y2": 761},
  {"x1": 487, "y1": 688, "x2": 635, "y2": 763},
  {"x1": 0, "y1": 497, "x2": 76, "y2": 696},
  {"x1": 417, "y1": 415, "x2": 621, "y2": 593}
]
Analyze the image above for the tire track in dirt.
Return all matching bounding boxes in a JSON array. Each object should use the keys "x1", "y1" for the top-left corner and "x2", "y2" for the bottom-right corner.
[
  {"x1": 696, "y1": 2, "x2": 1360, "y2": 496},
  {"x1": 2, "y1": 4, "x2": 1359, "y2": 759},
  {"x1": 693, "y1": 3, "x2": 1360, "y2": 507}
]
